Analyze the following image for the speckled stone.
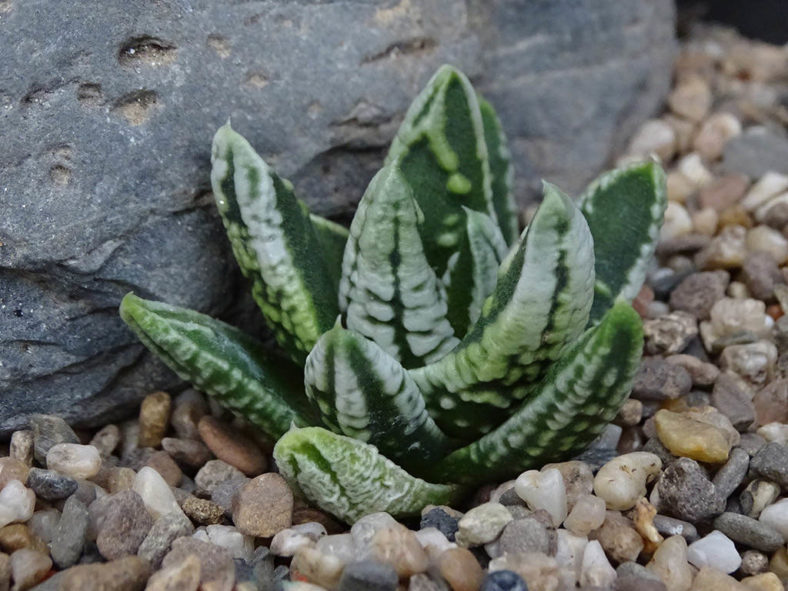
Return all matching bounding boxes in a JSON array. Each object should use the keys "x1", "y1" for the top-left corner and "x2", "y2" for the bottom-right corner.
[
  {"x1": 657, "y1": 457, "x2": 725, "y2": 522},
  {"x1": 162, "y1": 537, "x2": 235, "y2": 591},
  {"x1": 713, "y1": 512, "x2": 784, "y2": 552},
  {"x1": 29, "y1": 414, "x2": 79, "y2": 465},
  {"x1": 232, "y1": 473, "x2": 293, "y2": 538},
  {"x1": 182, "y1": 496, "x2": 224, "y2": 525},
  {"x1": 749, "y1": 442, "x2": 788, "y2": 488},
  {"x1": 97, "y1": 490, "x2": 154, "y2": 560},
  {"x1": 26, "y1": 468, "x2": 77, "y2": 501},
  {"x1": 137, "y1": 511, "x2": 195, "y2": 568}
]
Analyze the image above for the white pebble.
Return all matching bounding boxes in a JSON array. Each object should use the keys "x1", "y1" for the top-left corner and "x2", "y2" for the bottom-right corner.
[
  {"x1": 580, "y1": 540, "x2": 616, "y2": 588},
  {"x1": 757, "y1": 422, "x2": 788, "y2": 445},
  {"x1": 415, "y1": 527, "x2": 455, "y2": 555},
  {"x1": 747, "y1": 225, "x2": 788, "y2": 264},
  {"x1": 203, "y1": 524, "x2": 254, "y2": 560},
  {"x1": 759, "y1": 498, "x2": 788, "y2": 541},
  {"x1": 626, "y1": 119, "x2": 676, "y2": 161},
  {"x1": 661, "y1": 202, "x2": 694, "y2": 241},
  {"x1": 133, "y1": 466, "x2": 185, "y2": 519},
  {"x1": 563, "y1": 494, "x2": 606, "y2": 535},
  {"x1": 271, "y1": 523, "x2": 327, "y2": 557},
  {"x1": 46, "y1": 443, "x2": 101, "y2": 479},
  {"x1": 350, "y1": 512, "x2": 397, "y2": 549},
  {"x1": 678, "y1": 153, "x2": 713, "y2": 188},
  {"x1": 593, "y1": 452, "x2": 662, "y2": 511},
  {"x1": 742, "y1": 172, "x2": 788, "y2": 211},
  {"x1": 515, "y1": 469, "x2": 567, "y2": 527},
  {"x1": 688, "y1": 530, "x2": 742, "y2": 573},
  {"x1": 456, "y1": 502, "x2": 513, "y2": 546},
  {"x1": 0, "y1": 480, "x2": 35, "y2": 528},
  {"x1": 555, "y1": 529, "x2": 588, "y2": 583}
]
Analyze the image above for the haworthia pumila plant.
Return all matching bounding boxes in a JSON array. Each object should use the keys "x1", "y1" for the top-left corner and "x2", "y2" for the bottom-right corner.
[{"x1": 120, "y1": 64, "x2": 667, "y2": 524}]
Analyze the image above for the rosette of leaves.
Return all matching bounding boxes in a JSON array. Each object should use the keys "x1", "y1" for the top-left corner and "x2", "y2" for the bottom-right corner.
[{"x1": 120, "y1": 65, "x2": 666, "y2": 524}]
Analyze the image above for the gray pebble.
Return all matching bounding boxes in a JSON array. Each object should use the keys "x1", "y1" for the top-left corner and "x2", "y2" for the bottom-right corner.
[
  {"x1": 195, "y1": 459, "x2": 245, "y2": 496},
  {"x1": 614, "y1": 575, "x2": 667, "y2": 591},
  {"x1": 657, "y1": 457, "x2": 725, "y2": 522},
  {"x1": 750, "y1": 442, "x2": 788, "y2": 488},
  {"x1": 498, "y1": 488, "x2": 525, "y2": 507},
  {"x1": 211, "y1": 475, "x2": 250, "y2": 517},
  {"x1": 96, "y1": 490, "x2": 154, "y2": 560},
  {"x1": 669, "y1": 271, "x2": 729, "y2": 320},
  {"x1": 50, "y1": 496, "x2": 89, "y2": 568},
  {"x1": 137, "y1": 510, "x2": 195, "y2": 568},
  {"x1": 712, "y1": 447, "x2": 750, "y2": 499},
  {"x1": 710, "y1": 374, "x2": 756, "y2": 432},
  {"x1": 642, "y1": 437, "x2": 675, "y2": 466},
  {"x1": 26, "y1": 468, "x2": 78, "y2": 501},
  {"x1": 29, "y1": 414, "x2": 79, "y2": 464},
  {"x1": 713, "y1": 512, "x2": 785, "y2": 552},
  {"x1": 498, "y1": 518, "x2": 553, "y2": 556},
  {"x1": 615, "y1": 562, "x2": 662, "y2": 582},
  {"x1": 652, "y1": 515, "x2": 699, "y2": 542},
  {"x1": 28, "y1": 509, "x2": 61, "y2": 544},
  {"x1": 338, "y1": 560, "x2": 399, "y2": 591},
  {"x1": 631, "y1": 357, "x2": 692, "y2": 401},
  {"x1": 739, "y1": 433, "x2": 767, "y2": 456}
]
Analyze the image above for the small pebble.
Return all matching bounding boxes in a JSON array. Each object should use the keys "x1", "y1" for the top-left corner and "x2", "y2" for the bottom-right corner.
[
  {"x1": 631, "y1": 358, "x2": 692, "y2": 401},
  {"x1": 97, "y1": 490, "x2": 154, "y2": 560},
  {"x1": 137, "y1": 511, "x2": 195, "y2": 568},
  {"x1": 9, "y1": 431, "x2": 34, "y2": 467},
  {"x1": 657, "y1": 457, "x2": 725, "y2": 522},
  {"x1": 133, "y1": 466, "x2": 185, "y2": 519},
  {"x1": 741, "y1": 572, "x2": 782, "y2": 591},
  {"x1": 90, "y1": 424, "x2": 121, "y2": 457},
  {"x1": 138, "y1": 391, "x2": 172, "y2": 448},
  {"x1": 488, "y1": 551, "x2": 559, "y2": 591},
  {"x1": 652, "y1": 515, "x2": 698, "y2": 543},
  {"x1": 144, "y1": 450, "x2": 183, "y2": 487},
  {"x1": 687, "y1": 530, "x2": 741, "y2": 573},
  {"x1": 26, "y1": 468, "x2": 77, "y2": 501},
  {"x1": 145, "y1": 553, "x2": 201, "y2": 591},
  {"x1": 46, "y1": 443, "x2": 102, "y2": 479},
  {"x1": 198, "y1": 416, "x2": 266, "y2": 476},
  {"x1": 498, "y1": 517, "x2": 552, "y2": 556},
  {"x1": 456, "y1": 503, "x2": 513, "y2": 547},
  {"x1": 480, "y1": 570, "x2": 528, "y2": 591},
  {"x1": 713, "y1": 512, "x2": 784, "y2": 552},
  {"x1": 540, "y1": 461, "x2": 593, "y2": 511},
  {"x1": 694, "y1": 113, "x2": 741, "y2": 160},
  {"x1": 712, "y1": 447, "x2": 750, "y2": 499},
  {"x1": 195, "y1": 459, "x2": 245, "y2": 496},
  {"x1": 162, "y1": 537, "x2": 234, "y2": 591},
  {"x1": 338, "y1": 559, "x2": 398, "y2": 591},
  {"x1": 0, "y1": 481, "x2": 35, "y2": 529},
  {"x1": 50, "y1": 496, "x2": 89, "y2": 568},
  {"x1": 646, "y1": 535, "x2": 694, "y2": 591},
  {"x1": 29, "y1": 414, "x2": 79, "y2": 464},
  {"x1": 438, "y1": 547, "x2": 484, "y2": 591},
  {"x1": 626, "y1": 119, "x2": 676, "y2": 161},
  {"x1": 720, "y1": 341, "x2": 777, "y2": 386},
  {"x1": 514, "y1": 469, "x2": 567, "y2": 527},
  {"x1": 161, "y1": 437, "x2": 213, "y2": 468},
  {"x1": 668, "y1": 76, "x2": 712, "y2": 122},
  {"x1": 0, "y1": 458, "x2": 29, "y2": 492},
  {"x1": 740, "y1": 550, "x2": 769, "y2": 576},
  {"x1": 271, "y1": 523, "x2": 327, "y2": 557},
  {"x1": 590, "y1": 511, "x2": 643, "y2": 564},
  {"x1": 654, "y1": 409, "x2": 731, "y2": 462},
  {"x1": 60, "y1": 555, "x2": 151, "y2": 591},
  {"x1": 182, "y1": 496, "x2": 224, "y2": 525},
  {"x1": 195, "y1": 524, "x2": 253, "y2": 561},
  {"x1": 593, "y1": 452, "x2": 661, "y2": 510},
  {"x1": 10, "y1": 548, "x2": 52, "y2": 591},
  {"x1": 692, "y1": 567, "x2": 745, "y2": 591},
  {"x1": 669, "y1": 271, "x2": 729, "y2": 320},
  {"x1": 757, "y1": 498, "x2": 788, "y2": 541},
  {"x1": 232, "y1": 473, "x2": 293, "y2": 537},
  {"x1": 749, "y1": 442, "x2": 788, "y2": 488},
  {"x1": 580, "y1": 540, "x2": 616, "y2": 588},
  {"x1": 710, "y1": 373, "x2": 756, "y2": 432},
  {"x1": 170, "y1": 389, "x2": 207, "y2": 440},
  {"x1": 757, "y1": 422, "x2": 788, "y2": 444},
  {"x1": 211, "y1": 475, "x2": 249, "y2": 517},
  {"x1": 421, "y1": 507, "x2": 459, "y2": 542},
  {"x1": 371, "y1": 525, "x2": 429, "y2": 577},
  {"x1": 292, "y1": 545, "x2": 346, "y2": 590},
  {"x1": 739, "y1": 479, "x2": 780, "y2": 518},
  {"x1": 563, "y1": 494, "x2": 606, "y2": 536}
]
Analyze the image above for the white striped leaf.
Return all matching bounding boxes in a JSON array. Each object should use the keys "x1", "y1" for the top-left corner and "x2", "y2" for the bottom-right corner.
[
  {"x1": 119, "y1": 293, "x2": 317, "y2": 439},
  {"x1": 432, "y1": 300, "x2": 644, "y2": 485},
  {"x1": 411, "y1": 183, "x2": 595, "y2": 439},
  {"x1": 304, "y1": 324, "x2": 453, "y2": 474},
  {"x1": 579, "y1": 161, "x2": 667, "y2": 323},
  {"x1": 339, "y1": 164, "x2": 458, "y2": 369},
  {"x1": 211, "y1": 124, "x2": 338, "y2": 365},
  {"x1": 479, "y1": 96, "x2": 519, "y2": 245},
  {"x1": 386, "y1": 65, "x2": 496, "y2": 276},
  {"x1": 309, "y1": 213, "x2": 348, "y2": 289},
  {"x1": 443, "y1": 207, "x2": 508, "y2": 336},
  {"x1": 273, "y1": 427, "x2": 461, "y2": 523}
]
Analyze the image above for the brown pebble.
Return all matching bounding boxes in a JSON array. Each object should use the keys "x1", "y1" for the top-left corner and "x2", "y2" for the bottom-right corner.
[
  {"x1": 438, "y1": 547, "x2": 483, "y2": 591},
  {"x1": 232, "y1": 473, "x2": 293, "y2": 537},
  {"x1": 162, "y1": 537, "x2": 234, "y2": 591},
  {"x1": 145, "y1": 553, "x2": 201, "y2": 591},
  {"x1": 0, "y1": 524, "x2": 45, "y2": 554},
  {"x1": 590, "y1": 511, "x2": 644, "y2": 564},
  {"x1": 0, "y1": 552, "x2": 9, "y2": 591},
  {"x1": 371, "y1": 524, "x2": 429, "y2": 577},
  {"x1": 0, "y1": 458, "x2": 29, "y2": 492},
  {"x1": 170, "y1": 389, "x2": 207, "y2": 440},
  {"x1": 182, "y1": 497, "x2": 224, "y2": 526},
  {"x1": 60, "y1": 555, "x2": 151, "y2": 591},
  {"x1": 108, "y1": 467, "x2": 137, "y2": 494},
  {"x1": 138, "y1": 391, "x2": 172, "y2": 448},
  {"x1": 145, "y1": 451, "x2": 183, "y2": 487},
  {"x1": 198, "y1": 416, "x2": 266, "y2": 476},
  {"x1": 161, "y1": 437, "x2": 213, "y2": 468},
  {"x1": 9, "y1": 431, "x2": 34, "y2": 467}
]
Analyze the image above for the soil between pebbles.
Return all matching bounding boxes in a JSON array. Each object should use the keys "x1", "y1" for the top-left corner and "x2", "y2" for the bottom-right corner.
[{"x1": 1, "y1": 23, "x2": 788, "y2": 591}]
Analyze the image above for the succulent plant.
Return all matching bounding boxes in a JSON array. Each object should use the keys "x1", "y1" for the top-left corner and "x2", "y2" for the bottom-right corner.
[{"x1": 120, "y1": 65, "x2": 666, "y2": 523}]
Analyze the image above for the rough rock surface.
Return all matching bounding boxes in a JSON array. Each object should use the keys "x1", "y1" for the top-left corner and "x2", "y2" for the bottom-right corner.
[{"x1": 0, "y1": 0, "x2": 676, "y2": 433}]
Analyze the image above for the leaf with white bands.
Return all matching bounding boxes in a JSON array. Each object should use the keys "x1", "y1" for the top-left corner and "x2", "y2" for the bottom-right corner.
[
  {"x1": 308, "y1": 213, "x2": 349, "y2": 289},
  {"x1": 274, "y1": 427, "x2": 461, "y2": 523},
  {"x1": 411, "y1": 183, "x2": 595, "y2": 439},
  {"x1": 579, "y1": 160, "x2": 667, "y2": 324},
  {"x1": 339, "y1": 165, "x2": 458, "y2": 369},
  {"x1": 479, "y1": 96, "x2": 519, "y2": 246},
  {"x1": 443, "y1": 207, "x2": 508, "y2": 337},
  {"x1": 304, "y1": 324, "x2": 453, "y2": 474},
  {"x1": 432, "y1": 301, "x2": 644, "y2": 485},
  {"x1": 386, "y1": 65, "x2": 496, "y2": 276},
  {"x1": 211, "y1": 124, "x2": 338, "y2": 365},
  {"x1": 119, "y1": 294, "x2": 316, "y2": 439}
]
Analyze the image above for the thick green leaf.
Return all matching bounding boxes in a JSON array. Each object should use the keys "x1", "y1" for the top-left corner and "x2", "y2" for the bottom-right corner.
[
  {"x1": 386, "y1": 65, "x2": 496, "y2": 276},
  {"x1": 339, "y1": 164, "x2": 458, "y2": 368},
  {"x1": 479, "y1": 96, "x2": 519, "y2": 245},
  {"x1": 579, "y1": 161, "x2": 667, "y2": 323},
  {"x1": 119, "y1": 294, "x2": 316, "y2": 439},
  {"x1": 211, "y1": 124, "x2": 338, "y2": 365},
  {"x1": 308, "y1": 213, "x2": 348, "y2": 289},
  {"x1": 304, "y1": 324, "x2": 453, "y2": 474},
  {"x1": 274, "y1": 427, "x2": 461, "y2": 524},
  {"x1": 411, "y1": 183, "x2": 595, "y2": 439},
  {"x1": 443, "y1": 208, "x2": 508, "y2": 336},
  {"x1": 432, "y1": 300, "x2": 644, "y2": 485}
]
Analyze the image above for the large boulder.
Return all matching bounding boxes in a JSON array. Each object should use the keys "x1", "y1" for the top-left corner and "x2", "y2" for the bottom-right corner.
[{"x1": 0, "y1": 0, "x2": 676, "y2": 435}]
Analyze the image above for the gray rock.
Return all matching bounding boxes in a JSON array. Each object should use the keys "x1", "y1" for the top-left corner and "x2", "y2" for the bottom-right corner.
[
  {"x1": 615, "y1": 562, "x2": 662, "y2": 582},
  {"x1": 26, "y1": 468, "x2": 78, "y2": 501},
  {"x1": 420, "y1": 507, "x2": 460, "y2": 542},
  {"x1": 338, "y1": 560, "x2": 399, "y2": 591},
  {"x1": 712, "y1": 448, "x2": 750, "y2": 499},
  {"x1": 722, "y1": 127, "x2": 788, "y2": 178},
  {"x1": 211, "y1": 475, "x2": 250, "y2": 518},
  {"x1": 739, "y1": 433, "x2": 767, "y2": 457},
  {"x1": 750, "y1": 442, "x2": 788, "y2": 489},
  {"x1": 28, "y1": 415, "x2": 79, "y2": 464},
  {"x1": 631, "y1": 357, "x2": 693, "y2": 401},
  {"x1": 713, "y1": 512, "x2": 785, "y2": 552},
  {"x1": 711, "y1": 373, "x2": 756, "y2": 432},
  {"x1": 50, "y1": 496, "x2": 89, "y2": 569},
  {"x1": 498, "y1": 518, "x2": 554, "y2": 556},
  {"x1": 669, "y1": 271, "x2": 730, "y2": 321},
  {"x1": 652, "y1": 515, "x2": 699, "y2": 542},
  {"x1": 137, "y1": 511, "x2": 194, "y2": 568},
  {"x1": 0, "y1": 0, "x2": 676, "y2": 434},
  {"x1": 96, "y1": 490, "x2": 154, "y2": 560},
  {"x1": 657, "y1": 457, "x2": 725, "y2": 523},
  {"x1": 742, "y1": 251, "x2": 784, "y2": 301}
]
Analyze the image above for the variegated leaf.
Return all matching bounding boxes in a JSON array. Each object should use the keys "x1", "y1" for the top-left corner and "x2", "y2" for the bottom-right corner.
[
  {"x1": 386, "y1": 65, "x2": 496, "y2": 275},
  {"x1": 339, "y1": 164, "x2": 459, "y2": 369},
  {"x1": 273, "y1": 427, "x2": 461, "y2": 523},
  {"x1": 411, "y1": 183, "x2": 595, "y2": 439},
  {"x1": 304, "y1": 324, "x2": 453, "y2": 474},
  {"x1": 432, "y1": 301, "x2": 644, "y2": 485},
  {"x1": 443, "y1": 207, "x2": 508, "y2": 336},
  {"x1": 579, "y1": 161, "x2": 667, "y2": 324},
  {"x1": 479, "y1": 96, "x2": 519, "y2": 245},
  {"x1": 211, "y1": 124, "x2": 338, "y2": 365},
  {"x1": 119, "y1": 294, "x2": 316, "y2": 439},
  {"x1": 308, "y1": 213, "x2": 349, "y2": 289}
]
